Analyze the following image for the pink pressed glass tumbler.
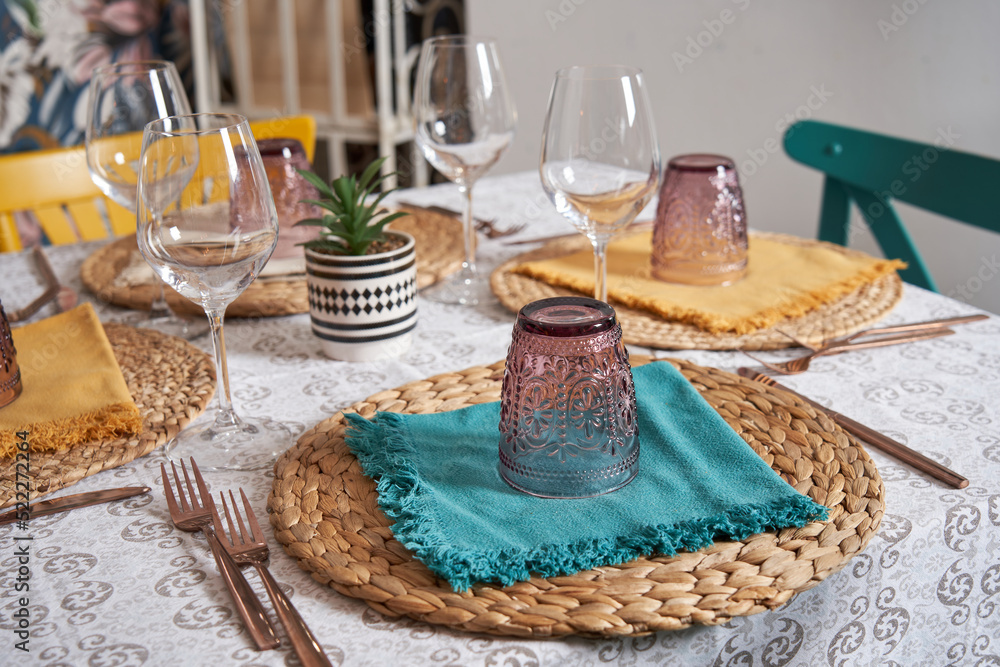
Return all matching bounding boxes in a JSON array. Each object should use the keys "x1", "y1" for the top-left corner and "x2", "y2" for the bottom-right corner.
[
  {"x1": 254, "y1": 139, "x2": 319, "y2": 259},
  {"x1": 651, "y1": 154, "x2": 748, "y2": 286},
  {"x1": 498, "y1": 297, "x2": 639, "y2": 498}
]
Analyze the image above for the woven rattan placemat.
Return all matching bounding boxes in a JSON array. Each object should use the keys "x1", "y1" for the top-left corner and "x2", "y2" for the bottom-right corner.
[
  {"x1": 490, "y1": 232, "x2": 903, "y2": 351},
  {"x1": 80, "y1": 207, "x2": 463, "y2": 318},
  {"x1": 0, "y1": 323, "x2": 215, "y2": 507},
  {"x1": 268, "y1": 356, "x2": 884, "y2": 638}
]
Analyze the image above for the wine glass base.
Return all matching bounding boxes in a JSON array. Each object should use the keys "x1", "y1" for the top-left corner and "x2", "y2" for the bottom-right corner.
[
  {"x1": 421, "y1": 271, "x2": 493, "y2": 306},
  {"x1": 163, "y1": 413, "x2": 292, "y2": 472},
  {"x1": 118, "y1": 310, "x2": 210, "y2": 340}
]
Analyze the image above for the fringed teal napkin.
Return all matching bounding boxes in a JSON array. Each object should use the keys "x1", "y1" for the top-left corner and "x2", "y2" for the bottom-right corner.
[{"x1": 345, "y1": 361, "x2": 828, "y2": 592}]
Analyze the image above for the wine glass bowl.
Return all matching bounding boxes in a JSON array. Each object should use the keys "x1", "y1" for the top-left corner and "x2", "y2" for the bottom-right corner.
[
  {"x1": 137, "y1": 113, "x2": 287, "y2": 471},
  {"x1": 540, "y1": 65, "x2": 661, "y2": 302},
  {"x1": 86, "y1": 60, "x2": 207, "y2": 338},
  {"x1": 413, "y1": 35, "x2": 517, "y2": 305}
]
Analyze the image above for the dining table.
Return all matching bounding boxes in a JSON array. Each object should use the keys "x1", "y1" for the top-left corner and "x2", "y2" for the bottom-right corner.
[{"x1": 1, "y1": 170, "x2": 998, "y2": 666}]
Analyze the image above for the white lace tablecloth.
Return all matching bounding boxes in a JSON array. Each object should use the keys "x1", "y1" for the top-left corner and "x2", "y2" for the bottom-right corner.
[{"x1": 2, "y1": 172, "x2": 998, "y2": 666}]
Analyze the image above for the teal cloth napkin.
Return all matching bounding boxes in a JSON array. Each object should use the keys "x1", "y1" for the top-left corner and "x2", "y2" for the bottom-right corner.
[{"x1": 345, "y1": 361, "x2": 828, "y2": 591}]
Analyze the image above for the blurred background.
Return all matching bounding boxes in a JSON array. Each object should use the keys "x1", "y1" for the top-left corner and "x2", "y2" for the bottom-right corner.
[
  {"x1": 2, "y1": 0, "x2": 997, "y2": 312},
  {"x1": 468, "y1": 0, "x2": 1000, "y2": 313}
]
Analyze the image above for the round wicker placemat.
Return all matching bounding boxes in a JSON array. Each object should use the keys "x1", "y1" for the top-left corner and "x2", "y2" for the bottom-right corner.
[
  {"x1": 80, "y1": 207, "x2": 463, "y2": 318},
  {"x1": 0, "y1": 323, "x2": 215, "y2": 507},
  {"x1": 268, "y1": 356, "x2": 884, "y2": 638},
  {"x1": 490, "y1": 232, "x2": 903, "y2": 351}
]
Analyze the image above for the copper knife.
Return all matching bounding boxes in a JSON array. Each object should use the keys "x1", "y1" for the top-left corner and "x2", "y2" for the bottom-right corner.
[
  {"x1": 0, "y1": 486, "x2": 151, "y2": 525},
  {"x1": 503, "y1": 220, "x2": 654, "y2": 246},
  {"x1": 736, "y1": 368, "x2": 968, "y2": 489}
]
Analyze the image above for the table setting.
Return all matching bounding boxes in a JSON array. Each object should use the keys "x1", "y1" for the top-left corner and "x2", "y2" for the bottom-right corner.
[{"x1": 1, "y1": 49, "x2": 999, "y2": 667}]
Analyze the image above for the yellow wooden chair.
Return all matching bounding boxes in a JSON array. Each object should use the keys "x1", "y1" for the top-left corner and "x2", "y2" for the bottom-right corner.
[{"x1": 0, "y1": 115, "x2": 317, "y2": 253}]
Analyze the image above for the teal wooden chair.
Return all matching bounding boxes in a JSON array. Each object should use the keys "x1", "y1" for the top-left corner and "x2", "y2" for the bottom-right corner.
[{"x1": 783, "y1": 119, "x2": 1000, "y2": 291}]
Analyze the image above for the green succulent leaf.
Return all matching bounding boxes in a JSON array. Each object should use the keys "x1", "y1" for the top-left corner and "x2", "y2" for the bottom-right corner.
[{"x1": 295, "y1": 156, "x2": 411, "y2": 256}]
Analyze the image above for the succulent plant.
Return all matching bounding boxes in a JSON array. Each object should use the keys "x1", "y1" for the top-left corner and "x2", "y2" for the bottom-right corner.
[{"x1": 295, "y1": 156, "x2": 409, "y2": 256}]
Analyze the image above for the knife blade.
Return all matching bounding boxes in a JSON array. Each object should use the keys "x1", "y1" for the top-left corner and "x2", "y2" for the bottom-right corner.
[
  {"x1": 503, "y1": 220, "x2": 654, "y2": 246},
  {"x1": 736, "y1": 368, "x2": 969, "y2": 489},
  {"x1": 393, "y1": 201, "x2": 493, "y2": 226},
  {"x1": 0, "y1": 486, "x2": 151, "y2": 525}
]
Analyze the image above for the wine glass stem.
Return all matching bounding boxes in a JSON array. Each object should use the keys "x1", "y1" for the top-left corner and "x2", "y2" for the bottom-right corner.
[
  {"x1": 592, "y1": 238, "x2": 609, "y2": 303},
  {"x1": 205, "y1": 306, "x2": 239, "y2": 430},
  {"x1": 460, "y1": 183, "x2": 477, "y2": 275},
  {"x1": 149, "y1": 280, "x2": 172, "y2": 319}
]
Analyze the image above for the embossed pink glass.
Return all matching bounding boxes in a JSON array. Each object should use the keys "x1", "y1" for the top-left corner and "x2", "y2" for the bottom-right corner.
[
  {"x1": 651, "y1": 154, "x2": 749, "y2": 286},
  {"x1": 498, "y1": 297, "x2": 639, "y2": 498},
  {"x1": 249, "y1": 138, "x2": 319, "y2": 259}
]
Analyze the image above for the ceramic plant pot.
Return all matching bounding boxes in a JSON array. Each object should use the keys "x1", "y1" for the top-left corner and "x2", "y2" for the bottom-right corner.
[{"x1": 304, "y1": 231, "x2": 417, "y2": 361}]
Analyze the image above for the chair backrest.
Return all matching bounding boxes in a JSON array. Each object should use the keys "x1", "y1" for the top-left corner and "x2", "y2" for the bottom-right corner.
[
  {"x1": 783, "y1": 119, "x2": 1000, "y2": 291},
  {"x1": 0, "y1": 115, "x2": 317, "y2": 253}
]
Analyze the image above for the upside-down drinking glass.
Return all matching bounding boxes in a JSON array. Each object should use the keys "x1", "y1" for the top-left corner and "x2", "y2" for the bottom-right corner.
[
  {"x1": 86, "y1": 60, "x2": 208, "y2": 339},
  {"x1": 498, "y1": 296, "x2": 639, "y2": 498},
  {"x1": 413, "y1": 35, "x2": 517, "y2": 305},
  {"x1": 651, "y1": 154, "x2": 749, "y2": 285},
  {"x1": 137, "y1": 113, "x2": 290, "y2": 471},
  {"x1": 540, "y1": 66, "x2": 661, "y2": 303}
]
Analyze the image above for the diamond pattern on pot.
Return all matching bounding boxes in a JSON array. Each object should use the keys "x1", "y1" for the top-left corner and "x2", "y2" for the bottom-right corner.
[{"x1": 308, "y1": 277, "x2": 416, "y2": 316}]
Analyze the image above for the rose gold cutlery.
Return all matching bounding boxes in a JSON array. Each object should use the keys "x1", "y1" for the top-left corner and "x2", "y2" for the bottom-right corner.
[
  {"x1": 737, "y1": 368, "x2": 968, "y2": 489},
  {"x1": 503, "y1": 220, "x2": 653, "y2": 246},
  {"x1": 160, "y1": 459, "x2": 280, "y2": 651},
  {"x1": 0, "y1": 486, "x2": 149, "y2": 524},
  {"x1": 213, "y1": 488, "x2": 333, "y2": 667},
  {"x1": 744, "y1": 328, "x2": 956, "y2": 375},
  {"x1": 8, "y1": 245, "x2": 78, "y2": 323},
  {"x1": 395, "y1": 201, "x2": 526, "y2": 238},
  {"x1": 778, "y1": 313, "x2": 988, "y2": 351}
]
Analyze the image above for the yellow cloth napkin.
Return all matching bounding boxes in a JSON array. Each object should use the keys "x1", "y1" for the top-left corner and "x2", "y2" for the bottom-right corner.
[
  {"x1": 0, "y1": 303, "x2": 143, "y2": 458},
  {"x1": 513, "y1": 232, "x2": 906, "y2": 334}
]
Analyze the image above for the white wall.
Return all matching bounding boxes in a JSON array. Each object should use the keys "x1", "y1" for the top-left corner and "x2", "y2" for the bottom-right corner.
[{"x1": 467, "y1": 0, "x2": 1000, "y2": 313}]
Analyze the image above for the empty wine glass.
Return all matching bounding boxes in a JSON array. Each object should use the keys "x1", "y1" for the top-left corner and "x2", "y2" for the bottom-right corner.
[
  {"x1": 413, "y1": 35, "x2": 517, "y2": 305},
  {"x1": 137, "y1": 113, "x2": 290, "y2": 471},
  {"x1": 86, "y1": 60, "x2": 208, "y2": 339},
  {"x1": 540, "y1": 66, "x2": 661, "y2": 302}
]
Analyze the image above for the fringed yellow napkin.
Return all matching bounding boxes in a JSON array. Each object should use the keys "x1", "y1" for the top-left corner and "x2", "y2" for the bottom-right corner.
[
  {"x1": 0, "y1": 303, "x2": 143, "y2": 458},
  {"x1": 513, "y1": 232, "x2": 906, "y2": 334}
]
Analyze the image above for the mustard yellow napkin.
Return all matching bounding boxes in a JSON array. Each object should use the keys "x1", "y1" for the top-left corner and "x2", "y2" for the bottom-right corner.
[
  {"x1": 0, "y1": 303, "x2": 143, "y2": 458},
  {"x1": 513, "y1": 232, "x2": 906, "y2": 334}
]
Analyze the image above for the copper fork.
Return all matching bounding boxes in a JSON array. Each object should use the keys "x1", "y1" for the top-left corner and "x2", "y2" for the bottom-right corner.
[
  {"x1": 743, "y1": 328, "x2": 955, "y2": 375},
  {"x1": 213, "y1": 488, "x2": 332, "y2": 667},
  {"x1": 160, "y1": 460, "x2": 279, "y2": 651},
  {"x1": 776, "y1": 313, "x2": 988, "y2": 351}
]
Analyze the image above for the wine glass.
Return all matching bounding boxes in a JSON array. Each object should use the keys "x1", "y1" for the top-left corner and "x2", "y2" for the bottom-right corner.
[
  {"x1": 539, "y1": 66, "x2": 661, "y2": 302},
  {"x1": 86, "y1": 60, "x2": 208, "y2": 339},
  {"x1": 137, "y1": 112, "x2": 290, "y2": 472},
  {"x1": 413, "y1": 35, "x2": 517, "y2": 305}
]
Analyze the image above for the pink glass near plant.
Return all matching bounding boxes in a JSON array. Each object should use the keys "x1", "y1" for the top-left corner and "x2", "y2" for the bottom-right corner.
[
  {"x1": 0, "y1": 299, "x2": 21, "y2": 409},
  {"x1": 498, "y1": 296, "x2": 639, "y2": 498},
  {"x1": 254, "y1": 139, "x2": 319, "y2": 259},
  {"x1": 651, "y1": 154, "x2": 749, "y2": 286}
]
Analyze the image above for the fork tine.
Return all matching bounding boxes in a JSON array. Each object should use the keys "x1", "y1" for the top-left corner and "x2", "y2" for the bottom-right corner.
[
  {"x1": 169, "y1": 460, "x2": 191, "y2": 513},
  {"x1": 179, "y1": 460, "x2": 201, "y2": 511},
  {"x1": 228, "y1": 490, "x2": 253, "y2": 546},
  {"x1": 220, "y1": 492, "x2": 241, "y2": 546},
  {"x1": 160, "y1": 462, "x2": 180, "y2": 518},
  {"x1": 741, "y1": 351, "x2": 798, "y2": 375},
  {"x1": 773, "y1": 328, "x2": 820, "y2": 351},
  {"x1": 190, "y1": 459, "x2": 214, "y2": 513},
  {"x1": 240, "y1": 489, "x2": 266, "y2": 544}
]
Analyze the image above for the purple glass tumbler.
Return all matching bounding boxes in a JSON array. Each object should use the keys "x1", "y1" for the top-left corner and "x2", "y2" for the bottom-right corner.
[
  {"x1": 254, "y1": 138, "x2": 320, "y2": 259},
  {"x1": 498, "y1": 297, "x2": 639, "y2": 498},
  {"x1": 651, "y1": 154, "x2": 748, "y2": 286}
]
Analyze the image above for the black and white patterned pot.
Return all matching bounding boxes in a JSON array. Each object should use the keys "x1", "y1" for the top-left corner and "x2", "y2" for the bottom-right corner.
[{"x1": 304, "y1": 231, "x2": 417, "y2": 361}]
